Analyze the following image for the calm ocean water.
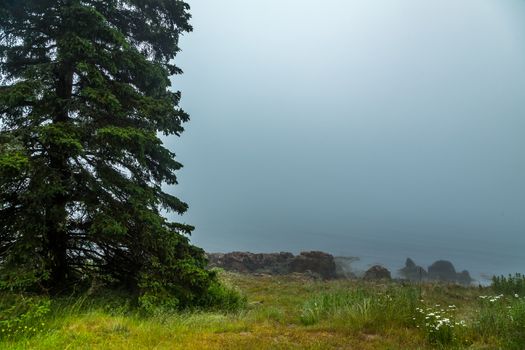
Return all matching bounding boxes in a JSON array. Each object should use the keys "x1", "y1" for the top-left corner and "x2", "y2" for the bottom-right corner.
[{"x1": 178, "y1": 0, "x2": 525, "y2": 288}]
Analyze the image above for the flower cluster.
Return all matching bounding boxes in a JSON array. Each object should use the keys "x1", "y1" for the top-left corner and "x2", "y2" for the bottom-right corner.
[
  {"x1": 414, "y1": 304, "x2": 466, "y2": 345},
  {"x1": 0, "y1": 323, "x2": 46, "y2": 339},
  {"x1": 479, "y1": 294, "x2": 504, "y2": 303}
]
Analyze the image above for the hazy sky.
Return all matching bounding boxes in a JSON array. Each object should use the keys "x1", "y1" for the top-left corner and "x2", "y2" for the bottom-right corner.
[{"x1": 166, "y1": 0, "x2": 525, "y2": 278}]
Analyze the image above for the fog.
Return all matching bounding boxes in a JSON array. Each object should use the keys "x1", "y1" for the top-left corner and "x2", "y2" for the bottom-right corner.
[{"x1": 165, "y1": 0, "x2": 525, "y2": 281}]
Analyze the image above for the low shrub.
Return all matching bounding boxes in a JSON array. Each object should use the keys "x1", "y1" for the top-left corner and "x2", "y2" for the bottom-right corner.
[
  {"x1": 492, "y1": 273, "x2": 525, "y2": 296},
  {"x1": 0, "y1": 295, "x2": 50, "y2": 340},
  {"x1": 139, "y1": 280, "x2": 246, "y2": 315},
  {"x1": 197, "y1": 281, "x2": 247, "y2": 312}
]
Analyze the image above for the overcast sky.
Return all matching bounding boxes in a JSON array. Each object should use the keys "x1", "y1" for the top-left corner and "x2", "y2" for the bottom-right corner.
[{"x1": 165, "y1": 0, "x2": 525, "y2": 277}]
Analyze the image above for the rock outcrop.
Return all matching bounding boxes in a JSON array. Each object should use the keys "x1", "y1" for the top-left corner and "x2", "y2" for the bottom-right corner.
[
  {"x1": 206, "y1": 252, "x2": 293, "y2": 274},
  {"x1": 363, "y1": 265, "x2": 391, "y2": 280},
  {"x1": 427, "y1": 260, "x2": 457, "y2": 282},
  {"x1": 208, "y1": 252, "x2": 473, "y2": 284},
  {"x1": 206, "y1": 251, "x2": 337, "y2": 279},
  {"x1": 399, "y1": 258, "x2": 428, "y2": 281},
  {"x1": 457, "y1": 270, "x2": 473, "y2": 285},
  {"x1": 289, "y1": 251, "x2": 337, "y2": 279},
  {"x1": 398, "y1": 258, "x2": 472, "y2": 285},
  {"x1": 427, "y1": 260, "x2": 472, "y2": 285},
  {"x1": 334, "y1": 256, "x2": 358, "y2": 279}
]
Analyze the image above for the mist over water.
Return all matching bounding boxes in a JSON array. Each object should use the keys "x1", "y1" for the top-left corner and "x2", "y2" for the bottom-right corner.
[{"x1": 166, "y1": 0, "x2": 525, "y2": 283}]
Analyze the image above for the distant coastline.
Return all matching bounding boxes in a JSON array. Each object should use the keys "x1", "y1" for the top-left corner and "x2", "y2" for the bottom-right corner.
[{"x1": 206, "y1": 251, "x2": 477, "y2": 285}]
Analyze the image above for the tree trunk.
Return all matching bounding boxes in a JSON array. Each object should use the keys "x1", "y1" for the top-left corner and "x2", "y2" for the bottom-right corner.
[
  {"x1": 45, "y1": 200, "x2": 69, "y2": 291},
  {"x1": 46, "y1": 60, "x2": 74, "y2": 292}
]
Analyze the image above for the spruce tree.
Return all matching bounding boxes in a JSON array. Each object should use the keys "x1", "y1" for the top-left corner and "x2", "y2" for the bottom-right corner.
[{"x1": 0, "y1": 0, "x2": 216, "y2": 306}]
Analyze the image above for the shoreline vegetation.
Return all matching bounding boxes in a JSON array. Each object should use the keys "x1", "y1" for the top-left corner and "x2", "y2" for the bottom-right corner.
[{"x1": 1, "y1": 271, "x2": 525, "y2": 349}]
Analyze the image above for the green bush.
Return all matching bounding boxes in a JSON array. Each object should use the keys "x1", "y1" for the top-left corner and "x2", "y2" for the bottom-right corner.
[
  {"x1": 138, "y1": 280, "x2": 246, "y2": 315},
  {"x1": 0, "y1": 295, "x2": 50, "y2": 340},
  {"x1": 197, "y1": 281, "x2": 247, "y2": 312},
  {"x1": 492, "y1": 274, "x2": 525, "y2": 296}
]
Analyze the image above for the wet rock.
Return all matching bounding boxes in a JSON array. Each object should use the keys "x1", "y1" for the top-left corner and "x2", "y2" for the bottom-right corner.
[
  {"x1": 400, "y1": 258, "x2": 428, "y2": 281},
  {"x1": 457, "y1": 270, "x2": 473, "y2": 285},
  {"x1": 206, "y1": 252, "x2": 294, "y2": 274},
  {"x1": 289, "y1": 251, "x2": 337, "y2": 279},
  {"x1": 363, "y1": 265, "x2": 391, "y2": 280},
  {"x1": 405, "y1": 258, "x2": 416, "y2": 269},
  {"x1": 334, "y1": 256, "x2": 358, "y2": 279},
  {"x1": 206, "y1": 251, "x2": 337, "y2": 279},
  {"x1": 427, "y1": 260, "x2": 457, "y2": 282},
  {"x1": 427, "y1": 260, "x2": 472, "y2": 285}
]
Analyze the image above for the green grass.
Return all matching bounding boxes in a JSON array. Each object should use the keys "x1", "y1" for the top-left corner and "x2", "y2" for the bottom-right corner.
[
  {"x1": 299, "y1": 285, "x2": 418, "y2": 329},
  {"x1": 1, "y1": 272, "x2": 525, "y2": 349}
]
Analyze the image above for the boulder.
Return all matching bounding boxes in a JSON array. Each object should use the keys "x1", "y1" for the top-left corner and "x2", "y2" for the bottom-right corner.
[
  {"x1": 405, "y1": 257, "x2": 416, "y2": 269},
  {"x1": 334, "y1": 256, "x2": 358, "y2": 279},
  {"x1": 399, "y1": 258, "x2": 428, "y2": 281},
  {"x1": 206, "y1": 251, "x2": 337, "y2": 279},
  {"x1": 457, "y1": 270, "x2": 473, "y2": 285},
  {"x1": 364, "y1": 265, "x2": 391, "y2": 280},
  {"x1": 289, "y1": 251, "x2": 337, "y2": 279},
  {"x1": 427, "y1": 260, "x2": 457, "y2": 282},
  {"x1": 427, "y1": 260, "x2": 472, "y2": 284},
  {"x1": 206, "y1": 252, "x2": 294, "y2": 274}
]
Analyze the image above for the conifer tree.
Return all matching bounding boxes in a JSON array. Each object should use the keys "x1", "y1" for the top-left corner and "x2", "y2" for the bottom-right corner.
[{"x1": 0, "y1": 0, "x2": 216, "y2": 306}]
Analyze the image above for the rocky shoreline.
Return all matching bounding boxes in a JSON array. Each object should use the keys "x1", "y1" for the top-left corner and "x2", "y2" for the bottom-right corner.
[{"x1": 206, "y1": 251, "x2": 473, "y2": 285}]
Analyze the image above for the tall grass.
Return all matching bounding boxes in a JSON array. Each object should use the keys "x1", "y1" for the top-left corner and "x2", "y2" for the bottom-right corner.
[
  {"x1": 299, "y1": 285, "x2": 419, "y2": 332},
  {"x1": 0, "y1": 283, "x2": 245, "y2": 348},
  {"x1": 473, "y1": 294, "x2": 525, "y2": 349}
]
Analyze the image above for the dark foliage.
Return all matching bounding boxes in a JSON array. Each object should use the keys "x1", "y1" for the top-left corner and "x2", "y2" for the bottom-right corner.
[
  {"x1": 492, "y1": 274, "x2": 525, "y2": 296},
  {"x1": 0, "y1": 0, "x2": 218, "y2": 307}
]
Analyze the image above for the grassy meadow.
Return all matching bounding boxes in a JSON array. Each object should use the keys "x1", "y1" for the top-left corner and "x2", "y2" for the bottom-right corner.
[{"x1": 1, "y1": 272, "x2": 525, "y2": 349}]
